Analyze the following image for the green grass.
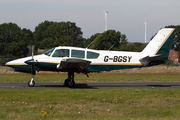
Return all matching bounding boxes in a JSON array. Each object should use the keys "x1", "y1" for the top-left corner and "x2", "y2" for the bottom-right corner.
[
  {"x1": 0, "y1": 89, "x2": 180, "y2": 120},
  {"x1": 0, "y1": 73, "x2": 180, "y2": 82},
  {"x1": 1, "y1": 73, "x2": 180, "y2": 119}
]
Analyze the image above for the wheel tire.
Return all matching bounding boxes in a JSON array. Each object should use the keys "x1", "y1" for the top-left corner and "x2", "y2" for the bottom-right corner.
[
  {"x1": 28, "y1": 80, "x2": 35, "y2": 87},
  {"x1": 67, "y1": 80, "x2": 75, "y2": 88},
  {"x1": 64, "y1": 79, "x2": 69, "y2": 86}
]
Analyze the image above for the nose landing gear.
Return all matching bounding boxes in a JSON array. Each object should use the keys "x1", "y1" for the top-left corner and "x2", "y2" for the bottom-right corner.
[{"x1": 28, "y1": 77, "x2": 35, "y2": 87}]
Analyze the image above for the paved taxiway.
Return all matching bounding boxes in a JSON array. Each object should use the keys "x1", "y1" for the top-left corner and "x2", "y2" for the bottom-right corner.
[{"x1": 0, "y1": 82, "x2": 180, "y2": 89}]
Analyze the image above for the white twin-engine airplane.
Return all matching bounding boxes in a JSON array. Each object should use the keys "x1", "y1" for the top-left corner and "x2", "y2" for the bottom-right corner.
[{"x1": 6, "y1": 28, "x2": 175, "y2": 88}]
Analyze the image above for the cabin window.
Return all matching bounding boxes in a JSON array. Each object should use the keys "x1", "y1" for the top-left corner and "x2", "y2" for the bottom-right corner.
[
  {"x1": 87, "y1": 51, "x2": 99, "y2": 59},
  {"x1": 52, "y1": 49, "x2": 69, "y2": 57},
  {"x1": 44, "y1": 48, "x2": 55, "y2": 56},
  {"x1": 71, "y1": 50, "x2": 85, "y2": 58}
]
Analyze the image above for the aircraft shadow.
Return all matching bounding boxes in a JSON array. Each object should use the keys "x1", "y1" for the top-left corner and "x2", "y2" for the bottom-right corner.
[
  {"x1": 37, "y1": 83, "x2": 97, "y2": 89},
  {"x1": 32, "y1": 83, "x2": 180, "y2": 89},
  {"x1": 146, "y1": 85, "x2": 178, "y2": 87}
]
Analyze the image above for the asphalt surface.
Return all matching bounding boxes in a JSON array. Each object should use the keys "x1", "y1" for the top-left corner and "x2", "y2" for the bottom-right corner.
[{"x1": 0, "y1": 82, "x2": 180, "y2": 89}]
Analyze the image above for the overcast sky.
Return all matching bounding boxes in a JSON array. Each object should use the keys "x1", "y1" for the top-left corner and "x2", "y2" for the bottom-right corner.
[{"x1": 0, "y1": 0, "x2": 179, "y2": 43}]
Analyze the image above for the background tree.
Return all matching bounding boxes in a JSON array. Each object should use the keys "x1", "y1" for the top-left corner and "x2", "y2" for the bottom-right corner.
[
  {"x1": 34, "y1": 21, "x2": 84, "y2": 49},
  {"x1": 33, "y1": 21, "x2": 54, "y2": 47},
  {"x1": 0, "y1": 23, "x2": 33, "y2": 57},
  {"x1": 165, "y1": 25, "x2": 180, "y2": 51},
  {"x1": 124, "y1": 42, "x2": 146, "y2": 52},
  {"x1": 21, "y1": 28, "x2": 34, "y2": 45},
  {"x1": 90, "y1": 30, "x2": 125, "y2": 50},
  {"x1": 118, "y1": 34, "x2": 128, "y2": 51},
  {"x1": 65, "y1": 22, "x2": 84, "y2": 47}
]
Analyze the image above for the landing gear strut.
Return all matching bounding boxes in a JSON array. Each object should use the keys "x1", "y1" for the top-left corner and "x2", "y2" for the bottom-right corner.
[{"x1": 64, "y1": 72, "x2": 75, "y2": 88}]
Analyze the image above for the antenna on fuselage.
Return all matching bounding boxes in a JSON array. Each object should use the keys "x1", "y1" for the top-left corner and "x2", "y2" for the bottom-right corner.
[
  {"x1": 86, "y1": 40, "x2": 94, "y2": 49},
  {"x1": 32, "y1": 45, "x2": 35, "y2": 59},
  {"x1": 108, "y1": 44, "x2": 115, "y2": 51}
]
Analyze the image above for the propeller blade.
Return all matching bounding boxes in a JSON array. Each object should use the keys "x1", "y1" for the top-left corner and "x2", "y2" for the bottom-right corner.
[{"x1": 32, "y1": 45, "x2": 35, "y2": 59}]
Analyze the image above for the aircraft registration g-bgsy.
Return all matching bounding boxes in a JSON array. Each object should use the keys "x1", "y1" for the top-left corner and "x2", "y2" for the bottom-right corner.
[{"x1": 6, "y1": 28, "x2": 175, "y2": 88}]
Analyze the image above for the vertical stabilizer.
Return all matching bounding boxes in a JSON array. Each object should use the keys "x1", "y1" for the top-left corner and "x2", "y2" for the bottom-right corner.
[{"x1": 141, "y1": 28, "x2": 175, "y2": 59}]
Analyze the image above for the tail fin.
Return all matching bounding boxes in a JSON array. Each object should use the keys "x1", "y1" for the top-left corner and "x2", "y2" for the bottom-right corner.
[
  {"x1": 140, "y1": 28, "x2": 175, "y2": 65},
  {"x1": 141, "y1": 28, "x2": 175, "y2": 57}
]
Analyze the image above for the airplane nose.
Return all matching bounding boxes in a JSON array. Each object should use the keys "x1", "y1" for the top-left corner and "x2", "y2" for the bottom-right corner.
[
  {"x1": 5, "y1": 61, "x2": 10, "y2": 66},
  {"x1": 5, "y1": 60, "x2": 15, "y2": 67},
  {"x1": 5, "y1": 62, "x2": 8, "y2": 66}
]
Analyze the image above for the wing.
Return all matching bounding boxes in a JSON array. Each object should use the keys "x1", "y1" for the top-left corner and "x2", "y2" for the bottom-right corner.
[{"x1": 57, "y1": 58, "x2": 91, "y2": 74}]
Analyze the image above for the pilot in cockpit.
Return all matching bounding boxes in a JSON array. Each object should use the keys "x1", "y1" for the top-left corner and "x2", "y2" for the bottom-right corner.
[
  {"x1": 59, "y1": 49, "x2": 67, "y2": 57},
  {"x1": 52, "y1": 49, "x2": 67, "y2": 57}
]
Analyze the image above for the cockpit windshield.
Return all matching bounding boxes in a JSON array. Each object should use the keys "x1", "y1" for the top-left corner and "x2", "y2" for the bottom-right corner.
[{"x1": 44, "y1": 48, "x2": 55, "y2": 56}]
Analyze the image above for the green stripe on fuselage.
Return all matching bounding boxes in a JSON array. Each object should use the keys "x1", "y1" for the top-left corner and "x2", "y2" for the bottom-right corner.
[
  {"x1": 87, "y1": 64, "x2": 142, "y2": 72},
  {"x1": 7, "y1": 64, "x2": 39, "y2": 71},
  {"x1": 35, "y1": 62, "x2": 58, "y2": 71}
]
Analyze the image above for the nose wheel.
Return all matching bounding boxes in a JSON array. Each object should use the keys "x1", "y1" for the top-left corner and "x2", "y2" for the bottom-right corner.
[{"x1": 28, "y1": 78, "x2": 35, "y2": 87}]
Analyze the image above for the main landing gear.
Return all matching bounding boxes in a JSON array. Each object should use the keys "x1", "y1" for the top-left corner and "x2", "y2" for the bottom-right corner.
[
  {"x1": 64, "y1": 72, "x2": 75, "y2": 88},
  {"x1": 27, "y1": 71, "x2": 78, "y2": 88}
]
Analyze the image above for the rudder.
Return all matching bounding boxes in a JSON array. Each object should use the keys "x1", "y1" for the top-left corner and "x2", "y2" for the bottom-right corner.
[{"x1": 141, "y1": 28, "x2": 175, "y2": 59}]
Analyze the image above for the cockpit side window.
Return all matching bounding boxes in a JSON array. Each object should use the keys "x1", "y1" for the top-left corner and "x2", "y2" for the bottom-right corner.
[
  {"x1": 44, "y1": 48, "x2": 55, "y2": 56},
  {"x1": 71, "y1": 49, "x2": 85, "y2": 58},
  {"x1": 87, "y1": 51, "x2": 99, "y2": 59},
  {"x1": 52, "y1": 49, "x2": 69, "y2": 57}
]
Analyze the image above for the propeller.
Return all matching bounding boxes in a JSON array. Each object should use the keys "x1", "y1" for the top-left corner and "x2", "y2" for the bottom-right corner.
[
  {"x1": 30, "y1": 45, "x2": 35, "y2": 86},
  {"x1": 25, "y1": 45, "x2": 36, "y2": 66},
  {"x1": 25, "y1": 45, "x2": 36, "y2": 87},
  {"x1": 31, "y1": 45, "x2": 35, "y2": 75}
]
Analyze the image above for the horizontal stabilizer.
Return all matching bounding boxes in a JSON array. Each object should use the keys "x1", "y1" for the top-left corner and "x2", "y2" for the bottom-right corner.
[{"x1": 139, "y1": 54, "x2": 163, "y2": 62}]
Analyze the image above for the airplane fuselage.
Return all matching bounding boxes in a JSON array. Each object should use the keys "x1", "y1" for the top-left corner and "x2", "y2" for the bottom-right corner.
[{"x1": 6, "y1": 46, "x2": 146, "y2": 73}]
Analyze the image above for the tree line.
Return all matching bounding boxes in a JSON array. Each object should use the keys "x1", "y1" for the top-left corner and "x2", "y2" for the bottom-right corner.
[{"x1": 0, "y1": 21, "x2": 180, "y2": 58}]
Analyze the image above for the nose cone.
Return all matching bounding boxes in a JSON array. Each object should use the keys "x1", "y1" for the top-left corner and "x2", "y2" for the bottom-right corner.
[
  {"x1": 5, "y1": 58, "x2": 27, "y2": 68},
  {"x1": 5, "y1": 60, "x2": 19, "y2": 68},
  {"x1": 5, "y1": 60, "x2": 14, "y2": 67}
]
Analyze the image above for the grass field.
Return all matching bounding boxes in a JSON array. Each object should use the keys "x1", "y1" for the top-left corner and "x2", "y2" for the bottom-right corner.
[
  {"x1": 1, "y1": 66, "x2": 180, "y2": 119},
  {"x1": 1, "y1": 89, "x2": 180, "y2": 120},
  {"x1": 1, "y1": 73, "x2": 180, "y2": 83}
]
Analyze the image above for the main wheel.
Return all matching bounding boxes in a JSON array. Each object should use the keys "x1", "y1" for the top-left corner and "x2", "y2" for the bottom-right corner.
[
  {"x1": 67, "y1": 80, "x2": 75, "y2": 88},
  {"x1": 64, "y1": 79, "x2": 69, "y2": 86},
  {"x1": 28, "y1": 80, "x2": 35, "y2": 87}
]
